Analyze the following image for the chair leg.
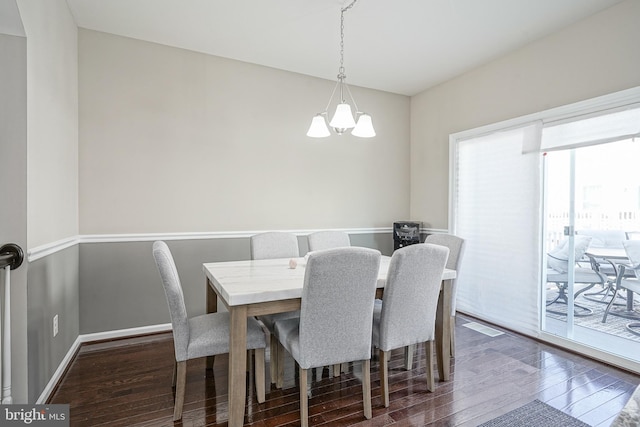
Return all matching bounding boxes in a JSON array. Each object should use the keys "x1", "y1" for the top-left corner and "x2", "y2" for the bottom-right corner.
[
  {"x1": 269, "y1": 334, "x2": 278, "y2": 385},
  {"x1": 299, "y1": 366, "x2": 309, "y2": 427},
  {"x1": 172, "y1": 360, "x2": 177, "y2": 388},
  {"x1": 362, "y1": 359, "x2": 372, "y2": 419},
  {"x1": 425, "y1": 340, "x2": 435, "y2": 392},
  {"x1": 333, "y1": 364, "x2": 341, "y2": 377},
  {"x1": 276, "y1": 341, "x2": 285, "y2": 389},
  {"x1": 173, "y1": 361, "x2": 187, "y2": 421},
  {"x1": 404, "y1": 344, "x2": 415, "y2": 370},
  {"x1": 247, "y1": 349, "x2": 254, "y2": 383},
  {"x1": 379, "y1": 349, "x2": 390, "y2": 408},
  {"x1": 255, "y1": 348, "x2": 266, "y2": 403},
  {"x1": 450, "y1": 315, "x2": 456, "y2": 358},
  {"x1": 602, "y1": 288, "x2": 621, "y2": 323},
  {"x1": 206, "y1": 355, "x2": 215, "y2": 370}
]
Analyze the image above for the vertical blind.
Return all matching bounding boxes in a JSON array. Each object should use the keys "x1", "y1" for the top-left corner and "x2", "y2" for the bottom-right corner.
[{"x1": 452, "y1": 124, "x2": 542, "y2": 336}]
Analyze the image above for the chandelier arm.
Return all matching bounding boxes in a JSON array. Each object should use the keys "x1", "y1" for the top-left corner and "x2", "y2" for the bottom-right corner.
[
  {"x1": 342, "y1": 81, "x2": 359, "y2": 114},
  {"x1": 324, "y1": 79, "x2": 341, "y2": 113}
]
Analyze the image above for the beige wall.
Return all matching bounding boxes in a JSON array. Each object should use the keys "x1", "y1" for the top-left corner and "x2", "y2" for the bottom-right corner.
[
  {"x1": 11, "y1": 0, "x2": 77, "y2": 403},
  {"x1": 18, "y1": 0, "x2": 78, "y2": 249},
  {"x1": 79, "y1": 30, "x2": 410, "y2": 234},
  {"x1": 410, "y1": 0, "x2": 640, "y2": 229},
  {"x1": 0, "y1": 29, "x2": 28, "y2": 403}
]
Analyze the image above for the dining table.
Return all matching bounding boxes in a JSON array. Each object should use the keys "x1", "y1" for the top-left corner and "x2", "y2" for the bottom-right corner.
[
  {"x1": 203, "y1": 255, "x2": 456, "y2": 427},
  {"x1": 586, "y1": 247, "x2": 639, "y2": 316}
]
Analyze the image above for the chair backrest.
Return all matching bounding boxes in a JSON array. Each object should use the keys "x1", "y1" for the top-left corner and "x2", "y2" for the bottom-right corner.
[
  {"x1": 378, "y1": 244, "x2": 449, "y2": 351},
  {"x1": 307, "y1": 230, "x2": 351, "y2": 252},
  {"x1": 577, "y1": 229, "x2": 627, "y2": 249},
  {"x1": 250, "y1": 232, "x2": 300, "y2": 260},
  {"x1": 424, "y1": 233, "x2": 464, "y2": 315},
  {"x1": 152, "y1": 241, "x2": 189, "y2": 361},
  {"x1": 297, "y1": 247, "x2": 381, "y2": 369},
  {"x1": 547, "y1": 235, "x2": 592, "y2": 273},
  {"x1": 623, "y1": 240, "x2": 640, "y2": 278},
  {"x1": 424, "y1": 233, "x2": 464, "y2": 271}
]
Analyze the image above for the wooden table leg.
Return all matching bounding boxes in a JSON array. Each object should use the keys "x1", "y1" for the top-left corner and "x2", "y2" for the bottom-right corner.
[
  {"x1": 228, "y1": 305, "x2": 248, "y2": 427},
  {"x1": 206, "y1": 278, "x2": 218, "y2": 370},
  {"x1": 206, "y1": 278, "x2": 218, "y2": 314},
  {"x1": 435, "y1": 279, "x2": 452, "y2": 382}
]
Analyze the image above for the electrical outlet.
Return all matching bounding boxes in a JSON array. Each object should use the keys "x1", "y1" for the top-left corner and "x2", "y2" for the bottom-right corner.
[{"x1": 53, "y1": 314, "x2": 59, "y2": 337}]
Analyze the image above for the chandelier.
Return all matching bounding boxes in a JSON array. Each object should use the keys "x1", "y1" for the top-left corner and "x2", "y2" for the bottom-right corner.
[{"x1": 306, "y1": 0, "x2": 375, "y2": 138}]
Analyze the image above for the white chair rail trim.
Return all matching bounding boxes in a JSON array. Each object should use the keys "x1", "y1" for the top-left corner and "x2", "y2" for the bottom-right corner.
[
  {"x1": 28, "y1": 228, "x2": 420, "y2": 262},
  {"x1": 82, "y1": 227, "x2": 393, "y2": 243},
  {"x1": 28, "y1": 228, "x2": 448, "y2": 262},
  {"x1": 27, "y1": 236, "x2": 79, "y2": 262}
]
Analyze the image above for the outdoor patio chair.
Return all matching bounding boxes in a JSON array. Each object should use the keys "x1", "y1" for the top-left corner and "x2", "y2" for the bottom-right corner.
[
  {"x1": 602, "y1": 240, "x2": 640, "y2": 336},
  {"x1": 546, "y1": 235, "x2": 607, "y2": 317}
]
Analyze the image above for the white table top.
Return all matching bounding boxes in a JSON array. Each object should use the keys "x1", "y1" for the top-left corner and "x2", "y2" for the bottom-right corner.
[
  {"x1": 586, "y1": 247, "x2": 628, "y2": 260},
  {"x1": 204, "y1": 255, "x2": 456, "y2": 306}
]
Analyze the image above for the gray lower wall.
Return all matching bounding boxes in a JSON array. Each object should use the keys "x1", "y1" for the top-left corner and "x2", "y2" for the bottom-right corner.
[
  {"x1": 27, "y1": 244, "x2": 79, "y2": 403},
  {"x1": 26, "y1": 231, "x2": 392, "y2": 401},
  {"x1": 29, "y1": 225, "x2": 595, "y2": 400},
  {"x1": 78, "y1": 232, "x2": 394, "y2": 335}
]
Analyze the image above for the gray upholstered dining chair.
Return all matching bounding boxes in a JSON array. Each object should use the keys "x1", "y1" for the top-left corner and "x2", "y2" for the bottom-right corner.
[
  {"x1": 602, "y1": 240, "x2": 640, "y2": 335},
  {"x1": 274, "y1": 247, "x2": 381, "y2": 427},
  {"x1": 250, "y1": 232, "x2": 300, "y2": 386},
  {"x1": 307, "y1": 230, "x2": 351, "y2": 252},
  {"x1": 152, "y1": 241, "x2": 267, "y2": 421},
  {"x1": 307, "y1": 230, "x2": 352, "y2": 376},
  {"x1": 372, "y1": 243, "x2": 449, "y2": 407},
  {"x1": 405, "y1": 233, "x2": 464, "y2": 369},
  {"x1": 250, "y1": 231, "x2": 300, "y2": 260}
]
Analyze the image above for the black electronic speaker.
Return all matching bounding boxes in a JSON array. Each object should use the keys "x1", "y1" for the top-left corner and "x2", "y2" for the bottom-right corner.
[{"x1": 393, "y1": 221, "x2": 421, "y2": 251}]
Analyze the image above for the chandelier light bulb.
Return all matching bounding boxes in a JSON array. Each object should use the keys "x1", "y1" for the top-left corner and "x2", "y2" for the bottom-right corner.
[
  {"x1": 352, "y1": 113, "x2": 376, "y2": 137},
  {"x1": 329, "y1": 103, "x2": 357, "y2": 130},
  {"x1": 306, "y1": 114, "x2": 331, "y2": 138}
]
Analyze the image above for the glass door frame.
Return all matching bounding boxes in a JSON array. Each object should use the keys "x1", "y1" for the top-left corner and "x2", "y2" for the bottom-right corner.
[{"x1": 542, "y1": 149, "x2": 579, "y2": 339}]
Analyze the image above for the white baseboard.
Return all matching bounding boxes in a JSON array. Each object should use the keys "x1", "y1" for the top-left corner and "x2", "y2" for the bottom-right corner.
[
  {"x1": 36, "y1": 336, "x2": 81, "y2": 404},
  {"x1": 36, "y1": 323, "x2": 172, "y2": 404},
  {"x1": 79, "y1": 323, "x2": 172, "y2": 343}
]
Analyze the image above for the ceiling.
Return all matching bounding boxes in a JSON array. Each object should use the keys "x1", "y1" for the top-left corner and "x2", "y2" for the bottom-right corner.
[{"x1": 65, "y1": 0, "x2": 623, "y2": 96}]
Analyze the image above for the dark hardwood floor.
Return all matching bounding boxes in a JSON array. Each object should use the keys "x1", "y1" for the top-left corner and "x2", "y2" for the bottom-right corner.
[{"x1": 49, "y1": 315, "x2": 640, "y2": 426}]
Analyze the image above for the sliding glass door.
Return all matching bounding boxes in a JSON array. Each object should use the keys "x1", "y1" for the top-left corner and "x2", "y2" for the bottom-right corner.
[
  {"x1": 451, "y1": 89, "x2": 640, "y2": 369},
  {"x1": 542, "y1": 135, "x2": 640, "y2": 361}
]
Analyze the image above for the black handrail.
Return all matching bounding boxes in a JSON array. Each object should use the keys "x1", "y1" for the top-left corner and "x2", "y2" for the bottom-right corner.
[{"x1": 0, "y1": 243, "x2": 24, "y2": 270}]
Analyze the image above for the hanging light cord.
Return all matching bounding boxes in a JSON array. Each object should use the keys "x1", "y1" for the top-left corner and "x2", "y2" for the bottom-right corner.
[
  {"x1": 339, "y1": 0, "x2": 358, "y2": 79},
  {"x1": 327, "y1": 0, "x2": 359, "y2": 112},
  {"x1": 321, "y1": 0, "x2": 360, "y2": 115}
]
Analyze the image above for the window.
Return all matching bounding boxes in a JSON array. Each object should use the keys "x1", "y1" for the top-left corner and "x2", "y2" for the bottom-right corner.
[{"x1": 449, "y1": 86, "x2": 640, "y2": 340}]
